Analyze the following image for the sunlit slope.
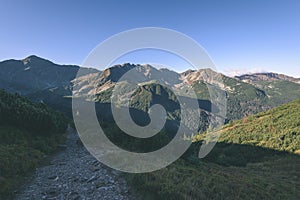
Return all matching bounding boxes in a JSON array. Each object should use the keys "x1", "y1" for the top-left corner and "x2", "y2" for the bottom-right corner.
[{"x1": 196, "y1": 99, "x2": 300, "y2": 154}]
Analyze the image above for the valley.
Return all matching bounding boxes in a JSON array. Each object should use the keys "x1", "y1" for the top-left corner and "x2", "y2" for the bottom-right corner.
[{"x1": 0, "y1": 56, "x2": 299, "y2": 199}]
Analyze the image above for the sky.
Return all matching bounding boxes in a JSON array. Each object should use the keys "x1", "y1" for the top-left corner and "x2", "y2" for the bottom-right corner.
[{"x1": 0, "y1": 0, "x2": 299, "y2": 77}]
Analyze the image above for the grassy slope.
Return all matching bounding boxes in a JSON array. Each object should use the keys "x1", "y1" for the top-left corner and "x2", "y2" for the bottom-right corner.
[
  {"x1": 195, "y1": 99, "x2": 300, "y2": 153},
  {"x1": 128, "y1": 156, "x2": 299, "y2": 200},
  {"x1": 128, "y1": 99, "x2": 300, "y2": 200}
]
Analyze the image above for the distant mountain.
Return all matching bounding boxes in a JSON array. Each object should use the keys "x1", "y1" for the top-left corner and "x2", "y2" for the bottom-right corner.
[
  {"x1": 235, "y1": 72, "x2": 300, "y2": 106},
  {"x1": 1, "y1": 56, "x2": 299, "y2": 199},
  {"x1": 72, "y1": 63, "x2": 272, "y2": 122},
  {"x1": 0, "y1": 55, "x2": 77, "y2": 95},
  {"x1": 0, "y1": 56, "x2": 299, "y2": 124},
  {"x1": 235, "y1": 72, "x2": 300, "y2": 84},
  {"x1": 0, "y1": 55, "x2": 97, "y2": 113},
  {"x1": 72, "y1": 63, "x2": 181, "y2": 97}
]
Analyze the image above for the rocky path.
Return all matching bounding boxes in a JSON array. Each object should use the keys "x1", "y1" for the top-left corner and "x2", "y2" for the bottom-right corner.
[{"x1": 15, "y1": 127, "x2": 138, "y2": 200}]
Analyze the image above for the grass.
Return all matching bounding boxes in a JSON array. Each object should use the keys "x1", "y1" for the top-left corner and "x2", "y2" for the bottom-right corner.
[
  {"x1": 194, "y1": 99, "x2": 300, "y2": 153},
  {"x1": 127, "y1": 154, "x2": 299, "y2": 200},
  {"x1": 0, "y1": 126, "x2": 67, "y2": 198},
  {"x1": 126, "y1": 99, "x2": 300, "y2": 199}
]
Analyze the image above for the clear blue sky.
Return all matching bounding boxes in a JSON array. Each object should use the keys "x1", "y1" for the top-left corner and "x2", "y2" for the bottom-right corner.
[{"x1": 0, "y1": 0, "x2": 299, "y2": 77}]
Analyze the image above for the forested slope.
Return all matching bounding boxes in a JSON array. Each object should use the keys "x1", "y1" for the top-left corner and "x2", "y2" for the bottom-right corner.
[{"x1": 0, "y1": 89, "x2": 68, "y2": 198}]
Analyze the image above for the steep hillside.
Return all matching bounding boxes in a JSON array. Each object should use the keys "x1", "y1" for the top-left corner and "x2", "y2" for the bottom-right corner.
[
  {"x1": 235, "y1": 73, "x2": 300, "y2": 106},
  {"x1": 249, "y1": 80, "x2": 299, "y2": 106},
  {"x1": 1, "y1": 56, "x2": 300, "y2": 125},
  {"x1": 0, "y1": 56, "x2": 97, "y2": 115},
  {"x1": 184, "y1": 69, "x2": 270, "y2": 120},
  {"x1": 128, "y1": 100, "x2": 300, "y2": 200},
  {"x1": 196, "y1": 99, "x2": 300, "y2": 154},
  {"x1": 74, "y1": 63, "x2": 299, "y2": 124},
  {"x1": 74, "y1": 64, "x2": 274, "y2": 122},
  {"x1": 0, "y1": 55, "x2": 78, "y2": 95},
  {"x1": 0, "y1": 89, "x2": 68, "y2": 198}
]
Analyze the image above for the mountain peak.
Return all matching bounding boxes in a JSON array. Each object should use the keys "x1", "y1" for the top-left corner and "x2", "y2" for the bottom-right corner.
[
  {"x1": 25, "y1": 55, "x2": 41, "y2": 59},
  {"x1": 181, "y1": 69, "x2": 196, "y2": 76},
  {"x1": 22, "y1": 55, "x2": 54, "y2": 66}
]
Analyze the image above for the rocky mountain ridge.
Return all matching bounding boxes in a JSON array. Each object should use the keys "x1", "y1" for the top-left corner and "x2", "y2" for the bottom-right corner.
[{"x1": 1, "y1": 55, "x2": 299, "y2": 122}]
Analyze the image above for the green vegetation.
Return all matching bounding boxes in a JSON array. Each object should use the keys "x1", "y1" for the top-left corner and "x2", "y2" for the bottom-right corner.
[
  {"x1": 88, "y1": 75, "x2": 300, "y2": 199},
  {"x1": 100, "y1": 121, "x2": 170, "y2": 153},
  {"x1": 192, "y1": 76, "x2": 269, "y2": 121},
  {"x1": 96, "y1": 82, "x2": 210, "y2": 133},
  {"x1": 0, "y1": 90, "x2": 68, "y2": 198},
  {"x1": 128, "y1": 155, "x2": 299, "y2": 200},
  {"x1": 254, "y1": 80, "x2": 300, "y2": 107},
  {"x1": 195, "y1": 99, "x2": 300, "y2": 154},
  {"x1": 127, "y1": 99, "x2": 300, "y2": 199}
]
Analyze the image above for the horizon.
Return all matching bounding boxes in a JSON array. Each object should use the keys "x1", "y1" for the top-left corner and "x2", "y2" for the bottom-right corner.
[
  {"x1": 1, "y1": 54, "x2": 299, "y2": 78},
  {"x1": 1, "y1": 1, "x2": 300, "y2": 199},
  {"x1": 1, "y1": 0, "x2": 300, "y2": 77}
]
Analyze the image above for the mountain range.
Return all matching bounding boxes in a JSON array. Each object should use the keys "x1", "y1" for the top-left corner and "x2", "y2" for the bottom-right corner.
[
  {"x1": 0, "y1": 55, "x2": 299, "y2": 130},
  {"x1": 0, "y1": 55, "x2": 299, "y2": 199}
]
